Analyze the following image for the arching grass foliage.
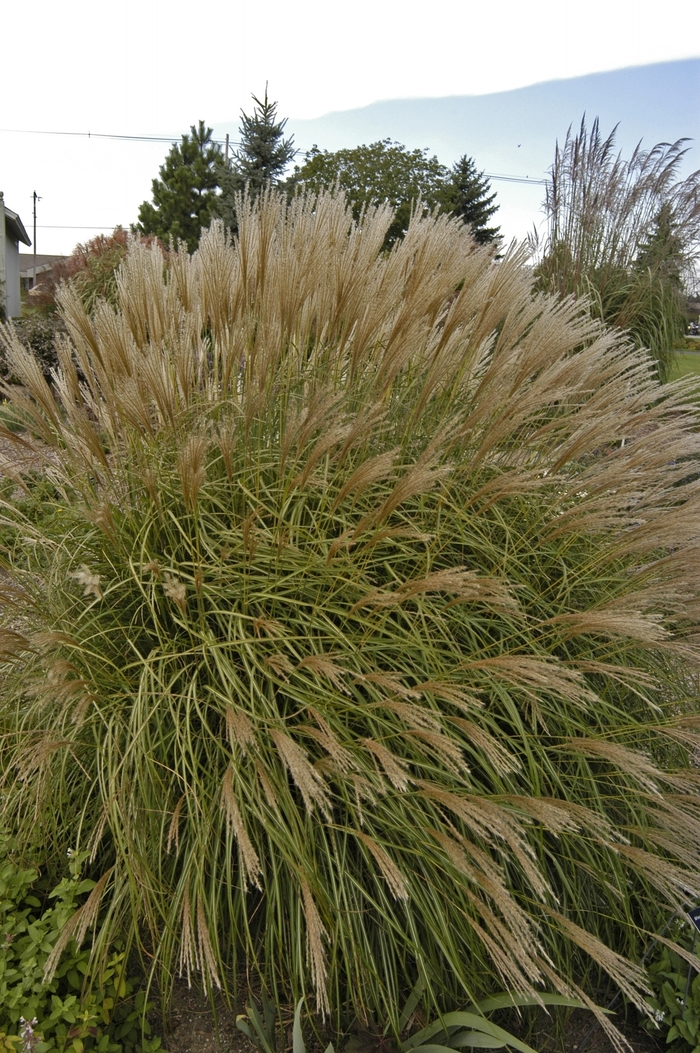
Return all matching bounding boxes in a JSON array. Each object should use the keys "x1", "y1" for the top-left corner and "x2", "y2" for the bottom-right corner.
[{"x1": 2, "y1": 193, "x2": 700, "y2": 1045}]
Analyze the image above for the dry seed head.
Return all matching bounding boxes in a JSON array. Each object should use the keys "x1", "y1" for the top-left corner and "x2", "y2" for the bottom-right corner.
[
  {"x1": 225, "y1": 708, "x2": 255, "y2": 754},
  {"x1": 306, "y1": 709, "x2": 358, "y2": 774},
  {"x1": 270, "y1": 728, "x2": 332, "y2": 817},
  {"x1": 166, "y1": 795, "x2": 185, "y2": 854},
  {"x1": 163, "y1": 574, "x2": 187, "y2": 612},
  {"x1": 361, "y1": 737, "x2": 410, "y2": 792},
  {"x1": 43, "y1": 868, "x2": 113, "y2": 983},
  {"x1": 354, "y1": 672, "x2": 421, "y2": 699},
  {"x1": 264, "y1": 653, "x2": 293, "y2": 680},
  {"x1": 252, "y1": 616, "x2": 284, "y2": 638},
  {"x1": 196, "y1": 895, "x2": 222, "y2": 992},
  {"x1": 70, "y1": 565, "x2": 103, "y2": 601},
  {"x1": 355, "y1": 830, "x2": 409, "y2": 900},
  {"x1": 221, "y1": 766, "x2": 262, "y2": 889},
  {"x1": 177, "y1": 431, "x2": 209, "y2": 509},
  {"x1": 559, "y1": 738, "x2": 666, "y2": 795},
  {"x1": 450, "y1": 718, "x2": 521, "y2": 776},
  {"x1": 546, "y1": 909, "x2": 651, "y2": 1013},
  {"x1": 297, "y1": 654, "x2": 349, "y2": 694},
  {"x1": 300, "y1": 879, "x2": 330, "y2": 1018}
]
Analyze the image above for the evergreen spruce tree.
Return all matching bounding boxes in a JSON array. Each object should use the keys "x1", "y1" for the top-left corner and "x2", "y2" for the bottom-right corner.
[
  {"x1": 137, "y1": 122, "x2": 222, "y2": 252},
  {"x1": 214, "y1": 89, "x2": 296, "y2": 233},
  {"x1": 440, "y1": 155, "x2": 500, "y2": 245}
]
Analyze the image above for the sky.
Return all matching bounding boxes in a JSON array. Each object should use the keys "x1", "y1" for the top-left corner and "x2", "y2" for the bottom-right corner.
[{"x1": 2, "y1": 0, "x2": 699, "y2": 255}]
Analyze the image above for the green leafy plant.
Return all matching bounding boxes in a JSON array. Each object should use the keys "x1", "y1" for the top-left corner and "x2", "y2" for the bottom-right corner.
[
  {"x1": 0, "y1": 834, "x2": 160, "y2": 1053},
  {"x1": 236, "y1": 990, "x2": 288, "y2": 1053},
  {"x1": 1, "y1": 192, "x2": 700, "y2": 1045},
  {"x1": 642, "y1": 921, "x2": 700, "y2": 1053},
  {"x1": 0, "y1": 316, "x2": 67, "y2": 378},
  {"x1": 241, "y1": 991, "x2": 590, "y2": 1053}
]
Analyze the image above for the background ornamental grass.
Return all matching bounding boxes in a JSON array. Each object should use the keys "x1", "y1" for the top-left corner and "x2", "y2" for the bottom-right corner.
[{"x1": 2, "y1": 191, "x2": 700, "y2": 1044}]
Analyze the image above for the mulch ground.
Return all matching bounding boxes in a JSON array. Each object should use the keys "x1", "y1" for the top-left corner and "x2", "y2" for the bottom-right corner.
[{"x1": 155, "y1": 987, "x2": 667, "y2": 1053}]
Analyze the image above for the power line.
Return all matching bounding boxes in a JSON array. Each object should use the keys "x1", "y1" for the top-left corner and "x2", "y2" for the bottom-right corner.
[
  {"x1": 0, "y1": 126, "x2": 234, "y2": 147},
  {"x1": 485, "y1": 172, "x2": 547, "y2": 186},
  {"x1": 1, "y1": 126, "x2": 546, "y2": 185},
  {"x1": 35, "y1": 225, "x2": 124, "y2": 230}
]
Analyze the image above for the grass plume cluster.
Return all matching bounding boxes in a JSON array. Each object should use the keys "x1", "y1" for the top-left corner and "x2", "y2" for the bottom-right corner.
[
  {"x1": 535, "y1": 117, "x2": 700, "y2": 378},
  {"x1": 2, "y1": 192, "x2": 700, "y2": 1043}
]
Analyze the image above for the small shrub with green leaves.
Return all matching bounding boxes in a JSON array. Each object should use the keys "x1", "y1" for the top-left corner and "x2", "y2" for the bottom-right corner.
[
  {"x1": 2, "y1": 191, "x2": 700, "y2": 1045},
  {"x1": 0, "y1": 316, "x2": 67, "y2": 379},
  {"x1": 642, "y1": 921, "x2": 700, "y2": 1053},
  {"x1": 0, "y1": 834, "x2": 160, "y2": 1053}
]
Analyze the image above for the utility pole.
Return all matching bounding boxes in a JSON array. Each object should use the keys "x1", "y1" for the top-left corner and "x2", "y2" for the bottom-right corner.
[
  {"x1": 32, "y1": 190, "x2": 41, "y2": 289},
  {"x1": 225, "y1": 133, "x2": 230, "y2": 164}
]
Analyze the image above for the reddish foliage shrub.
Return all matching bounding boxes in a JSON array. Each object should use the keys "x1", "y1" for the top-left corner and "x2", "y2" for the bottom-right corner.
[{"x1": 31, "y1": 227, "x2": 165, "y2": 313}]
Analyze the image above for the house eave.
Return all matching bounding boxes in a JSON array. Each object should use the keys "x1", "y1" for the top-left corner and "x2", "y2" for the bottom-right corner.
[{"x1": 4, "y1": 207, "x2": 32, "y2": 247}]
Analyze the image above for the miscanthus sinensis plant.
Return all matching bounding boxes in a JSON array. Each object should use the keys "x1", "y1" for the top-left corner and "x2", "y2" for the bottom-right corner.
[{"x1": 2, "y1": 191, "x2": 700, "y2": 1045}]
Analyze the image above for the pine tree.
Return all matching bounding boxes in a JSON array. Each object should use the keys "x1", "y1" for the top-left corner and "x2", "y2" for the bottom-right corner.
[
  {"x1": 137, "y1": 122, "x2": 222, "y2": 252},
  {"x1": 634, "y1": 202, "x2": 685, "y2": 286},
  {"x1": 439, "y1": 156, "x2": 500, "y2": 245},
  {"x1": 214, "y1": 89, "x2": 296, "y2": 233}
]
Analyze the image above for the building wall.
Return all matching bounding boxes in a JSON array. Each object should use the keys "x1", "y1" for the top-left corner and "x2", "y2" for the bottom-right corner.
[
  {"x1": 4, "y1": 237, "x2": 21, "y2": 317},
  {"x1": 0, "y1": 204, "x2": 6, "y2": 319}
]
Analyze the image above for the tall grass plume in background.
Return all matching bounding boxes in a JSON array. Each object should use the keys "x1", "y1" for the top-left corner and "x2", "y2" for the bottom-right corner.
[
  {"x1": 534, "y1": 116, "x2": 700, "y2": 380},
  {"x1": 1, "y1": 192, "x2": 700, "y2": 1046}
]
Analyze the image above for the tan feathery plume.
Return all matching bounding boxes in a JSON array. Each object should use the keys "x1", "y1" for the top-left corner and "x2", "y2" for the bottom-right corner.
[
  {"x1": 361, "y1": 738, "x2": 410, "y2": 791},
  {"x1": 44, "y1": 868, "x2": 114, "y2": 983},
  {"x1": 196, "y1": 895, "x2": 222, "y2": 992},
  {"x1": 355, "y1": 830, "x2": 409, "y2": 900},
  {"x1": 270, "y1": 728, "x2": 332, "y2": 817},
  {"x1": 166, "y1": 795, "x2": 185, "y2": 854},
  {"x1": 177, "y1": 432, "x2": 209, "y2": 510},
  {"x1": 300, "y1": 879, "x2": 330, "y2": 1017},
  {"x1": 297, "y1": 654, "x2": 349, "y2": 694},
  {"x1": 163, "y1": 574, "x2": 187, "y2": 613},
  {"x1": 546, "y1": 909, "x2": 651, "y2": 1013},
  {"x1": 225, "y1": 708, "x2": 255, "y2": 754},
  {"x1": 70, "y1": 565, "x2": 103, "y2": 601},
  {"x1": 450, "y1": 718, "x2": 521, "y2": 776},
  {"x1": 306, "y1": 709, "x2": 357, "y2": 774},
  {"x1": 221, "y1": 766, "x2": 262, "y2": 889}
]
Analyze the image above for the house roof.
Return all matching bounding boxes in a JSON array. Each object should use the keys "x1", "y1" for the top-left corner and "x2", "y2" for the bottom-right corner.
[
  {"x1": 19, "y1": 253, "x2": 67, "y2": 276},
  {"x1": 4, "y1": 205, "x2": 32, "y2": 247}
]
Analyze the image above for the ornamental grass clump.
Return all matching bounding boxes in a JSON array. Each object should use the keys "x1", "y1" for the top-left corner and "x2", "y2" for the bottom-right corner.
[{"x1": 2, "y1": 191, "x2": 700, "y2": 1044}]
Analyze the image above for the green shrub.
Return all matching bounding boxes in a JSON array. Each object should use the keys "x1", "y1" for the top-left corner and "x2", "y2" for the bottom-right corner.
[
  {"x1": 0, "y1": 316, "x2": 67, "y2": 379},
  {"x1": 0, "y1": 834, "x2": 160, "y2": 1052},
  {"x1": 1, "y1": 192, "x2": 700, "y2": 1044},
  {"x1": 641, "y1": 920, "x2": 700, "y2": 1053}
]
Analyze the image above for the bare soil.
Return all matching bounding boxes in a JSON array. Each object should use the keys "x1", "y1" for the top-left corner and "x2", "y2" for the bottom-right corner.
[
  {"x1": 156, "y1": 989, "x2": 666, "y2": 1053},
  {"x1": 159, "y1": 980, "x2": 254, "y2": 1053}
]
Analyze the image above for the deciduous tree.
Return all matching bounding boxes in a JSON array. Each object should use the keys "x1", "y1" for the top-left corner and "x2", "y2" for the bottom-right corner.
[{"x1": 290, "y1": 139, "x2": 449, "y2": 247}]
